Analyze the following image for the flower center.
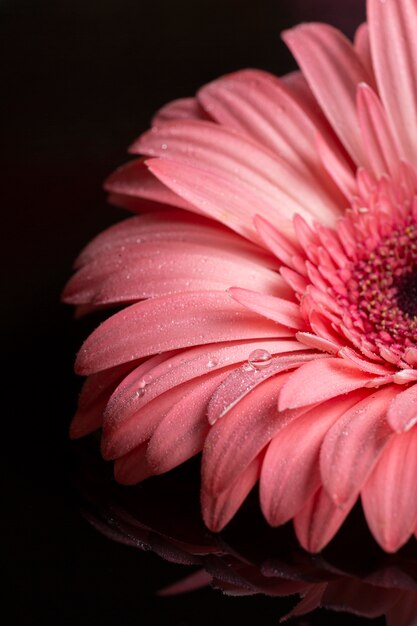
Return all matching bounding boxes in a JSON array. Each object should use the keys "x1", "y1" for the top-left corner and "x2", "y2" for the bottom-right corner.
[{"x1": 345, "y1": 220, "x2": 417, "y2": 357}]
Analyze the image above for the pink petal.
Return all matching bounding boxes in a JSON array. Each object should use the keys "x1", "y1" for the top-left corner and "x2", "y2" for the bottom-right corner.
[
  {"x1": 113, "y1": 442, "x2": 153, "y2": 485},
  {"x1": 229, "y1": 287, "x2": 306, "y2": 330},
  {"x1": 197, "y1": 69, "x2": 346, "y2": 210},
  {"x1": 201, "y1": 455, "x2": 261, "y2": 532},
  {"x1": 387, "y1": 384, "x2": 417, "y2": 433},
  {"x1": 283, "y1": 23, "x2": 375, "y2": 166},
  {"x1": 75, "y1": 291, "x2": 289, "y2": 375},
  {"x1": 356, "y1": 84, "x2": 402, "y2": 179},
  {"x1": 254, "y1": 214, "x2": 303, "y2": 271},
  {"x1": 320, "y1": 386, "x2": 397, "y2": 505},
  {"x1": 152, "y1": 97, "x2": 209, "y2": 125},
  {"x1": 65, "y1": 242, "x2": 286, "y2": 306},
  {"x1": 104, "y1": 339, "x2": 301, "y2": 432},
  {"x1": 207, "y1": 353, "x2": 319, "y2": 427},
  {"x1": 278, "y1": 357, "x2": 382, "y2": 411},
  {"x1": 281, "y1": 584, "x2": 327, "y2": 622},
  {"x1": 354, "y1": 23, "x2": 375, "y2": 80},
  {"x1": 202, "y1": 369, "x2": 314, "y2": 497},
  {"x1": 293, "y1": 487, "x2": 357, "y2": 553},
  {"x1": 74, "y1": 211, "x2": 279, "y2": 271},
  {"x1": 145, "y1": 370, "x2": 228, "y2": 473},
  {"x1": 104, "y1": 158, "x2": 193, "y2": 211},
  {"x1": 315, "y1": 131, "x2": 357, "y2": 202},
  {"x1": 362, "y1": 426, "x2": 417, "y2": 552},
  {"x1": 103, "y1": 374, "x2": 211, "y2": 460},
  {"x1": 70, "y1": 362, "x2": 136, "y2": 438},
  {"x1": 148, "y1": 157, "x2": 292, "y2": 243},
  {"x1": 260, "y1": 391, "x2": 366, "y2": 526},
  {"x1": 368, "y1": 0, "x2": 417, "y2": 164},
  {"x1": 137, "y1": 119, "x2": 342, "y2": 226}
]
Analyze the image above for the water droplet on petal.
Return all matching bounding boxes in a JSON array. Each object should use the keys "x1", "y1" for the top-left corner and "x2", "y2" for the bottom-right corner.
[
  {"x1": 247, "y1": 349, "x2": 272, "y2": 370},
  {"x1": 207, "y1": 356, "x2": 219, "y2": 368}
]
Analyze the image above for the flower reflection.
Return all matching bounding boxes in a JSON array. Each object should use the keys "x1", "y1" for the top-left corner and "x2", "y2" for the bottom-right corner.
[{"x1": 74, "y1": 442, "x2": 417, "y2": 625}]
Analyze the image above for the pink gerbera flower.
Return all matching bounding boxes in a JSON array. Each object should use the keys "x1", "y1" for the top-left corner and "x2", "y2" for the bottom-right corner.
[{"x1": 64, "y1": 0, "x2": 417, "y2": 554}]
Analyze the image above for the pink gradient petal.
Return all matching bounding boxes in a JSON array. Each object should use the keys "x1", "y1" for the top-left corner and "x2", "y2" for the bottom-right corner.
[
  {"x1": 229, "y1": 287, "x2": 306, "y2": 330},
  {"x1": 69, "y1": 362, "x2": 137, "y2": 438},
  {"x1": 198, "y1": 69, "x2": 346, "y2": 207},
  {"x1": 135, "y1": 120, "x2": 342, "y2": 225},
  {"x1": 104, "y1": 340, "x2": 302, "y2": 433},
  {"x1": 152, "y1": 97, "x2": 209, "y2": 125},
  {"x1": 64, "y1": 242, "x2": 286, "y2": 306},
  {"x1": 387, "y1": 384, "x2": 417, "y2": 433},
  {"x1": 362, "y1": 426, "x2": 417, "y2": 552},
  {"x1": 75, "y1": 291, "x2": 289, "y2": 375},
  {"x1": 148, "y1": 157, "x2": 294, "y2": 243},
  {"x1": 278, "y1": 358, "x2": 383, "y2": 411},
  {"x1": 203, "y1": 370, "x2": 315, "y2": 498},
  {"x1": 260, "y1": 391, "x2": 367, "y2": 526},
  {"x1": 201, "y1": 455, "x2": 261, "y2": 532},
  {"x1": 354, "y1": 23, "x2": 375, "y2": 80},
  {"x1": 104, "y1": 158, "x2": 193, "y2": 211},
  {"x1": 369, "y1": 0, "x2": 417, "y2": 164},
  {"x1": 315, "y1": 131, "x2": 357, "y2": 200},
  {"x1": 158, "y1": 570, "x2": 213, "y2": 596},
  {"x1": 103, "y1": 374, "x2": 217, "y2": 461},
  {"x1": 357, "y1": 83, "x2": 402, "y2": 179},
  {"x1": 145, "y1": 370, "x2": 228, "y2": 474},
  {"x1": 113, "y1": 442, "x2": 153, "y2": 485},
  {"x1": 283, "y1": 23, "x2": 375, "y2": 166},
  {"x1": 293, "y1": 487, "x2": 357, "y2": 553},
  {"x1": 73, "y1": 211, "x2": 279, "y2": 271},
  {"x1": 207, "y1": 353, "x2": 319, "y2": 427},
  {"x1": 320, "y1": 386, "x2": 397, "y2": 505}
]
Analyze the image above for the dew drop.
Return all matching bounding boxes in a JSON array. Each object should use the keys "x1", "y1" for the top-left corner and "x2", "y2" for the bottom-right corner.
[
  {"x1": 161, "y1": 143, "x2": 168, "y2": 150},
  {"x1": 207, "y1": 356, "x2": 219, "y2": 368},
  {"x1": 138, "y1": 373, "x2": 153, "y2": 390},
  {"x1": 247, "y1": 349, "x2": 272, "y2": 370}
]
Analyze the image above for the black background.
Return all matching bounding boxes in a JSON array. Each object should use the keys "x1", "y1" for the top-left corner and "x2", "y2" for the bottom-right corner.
[{"x1": 3, "y1": 1, "x2": 388, "y2": 624}]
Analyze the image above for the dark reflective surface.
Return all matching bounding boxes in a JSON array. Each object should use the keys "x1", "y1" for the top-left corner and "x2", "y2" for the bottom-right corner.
[{"x1": 74, "y1": 439, "x2": 417, "y2": 625}]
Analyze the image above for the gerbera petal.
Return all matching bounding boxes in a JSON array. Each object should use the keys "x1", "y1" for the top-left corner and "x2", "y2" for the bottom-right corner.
[
  {"x1": 386, "y1": 591, "x2": 417, "y2": 626},
  {"x1": 202, "y1": 369, "x2": 317, "y2": 498},
  {"x1": 387, "y1": 384, "x2": 417, "y2": 433},
  {"x1": 368, "y1": 0, "x2": 417, "y2": 164},
  {"x1": 145, "y1": 370, "x2": 227, "y2": 474},
  {"x1": 64, "y1": 242, "x2": 286, "y2": 306},
  {"x1": 283, "y1": 23, "x2": 375, "y2": 166},
  {"x1": 261, "y1": 391, "x2": 365, "y2": 526},
  {"x1": 278, "y1": 358, "x2": 383, "y2": 411},
  {"x1": 229, "y1": 287, "x2": 307, "y2": 330},
  {"x1": 293, "y1": 487, "x2": 357, "y2": 553},
  {"x1": 197, "y1": 69, "x2": 347, "y2": 207},
  {"x1": 354, "y1": 23, "x2": 374, "y2": 80},
  {"x1": 356, "y1": 83, "x2": 402, "y2": 179},
  {"x1": 152, "y1": 97, "x2": 209, "y2": 125},
  {"x1": 103, "y1": 340, "x2": 303, "y2": 445},
  {"x1": 113, "y1": 442, "x2": 153, "y2": 485},
  {"x1": 207, "y1": 354, "x2": 319, "y2": 427},
  {"x1": 362, "y1": 426, "x2": 417, "y2": 552},
  {"x1": 104, "y1": 158, "x2": 193, "y2": 211},
  {"x1": 69, "y1": 362, "x2": 136, "y2": 438},
  {"x1": 74, "y1": 211, "x2": 279, "y2": 271},
  {"x1": 147, "y1": 157, "x2": 293, "y2": 243},
  {"x1": 75, "y1": 291, "x2": 288, "y2": 375},
  {"x1": 201, "y1": 455, "x2": 261, "y2": 532},
  {"x1": 320, "y1": 386, "x2": 396, "y2": 505},
  {"x1": 135, "y1": 120, "x2": 342, "y2": 225}
]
